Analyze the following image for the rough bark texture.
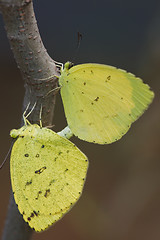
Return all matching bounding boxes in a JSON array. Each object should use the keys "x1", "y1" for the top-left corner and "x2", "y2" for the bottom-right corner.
[{"x1": 0, "y1": 0, "x2": 59, "y2": 239}]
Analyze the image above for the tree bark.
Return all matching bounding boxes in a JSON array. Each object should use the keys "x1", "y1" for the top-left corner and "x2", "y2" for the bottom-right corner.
[{"x1": 0, "y1": 1, "x2": 59, "y2": 239}]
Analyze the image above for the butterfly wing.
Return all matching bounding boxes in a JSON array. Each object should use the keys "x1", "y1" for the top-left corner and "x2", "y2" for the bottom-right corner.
[
  {"x1": 10, "y1": 126, "x2": 88, "y2": 232},
  {"x1": 59, "y1": 63, "x2": 154, "y2": 144}
]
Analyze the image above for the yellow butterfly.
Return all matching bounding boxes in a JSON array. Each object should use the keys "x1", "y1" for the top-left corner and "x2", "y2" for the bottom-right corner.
[
  {"x1": 10, "y1": 119, "x2": 88, "y2": 232},
  {"x1": 59, "y1": 62, "x2": 154, "y2": 144}
]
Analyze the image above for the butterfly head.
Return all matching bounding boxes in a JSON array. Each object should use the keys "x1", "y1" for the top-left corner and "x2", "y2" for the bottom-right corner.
[
  {"x1": 10, "y1": 124, "x2": 40, "y2": 139},
  {"x1": 64, "y1": 62, "x2": 74, "y2": 71}
]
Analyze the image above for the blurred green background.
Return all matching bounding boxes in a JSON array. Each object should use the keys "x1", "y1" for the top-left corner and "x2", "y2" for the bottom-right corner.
[{"x1": 0, "y1": 0, "x2": 160, "y2": 239}]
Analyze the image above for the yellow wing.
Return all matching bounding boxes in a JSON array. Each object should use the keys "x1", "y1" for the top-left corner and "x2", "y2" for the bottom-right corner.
[
  {"x1": 59, "y1": 63, "x2": 154, "y2": 144},
  {"x1": 10, "y1": 124, "x2": 88, "y2": 232}
]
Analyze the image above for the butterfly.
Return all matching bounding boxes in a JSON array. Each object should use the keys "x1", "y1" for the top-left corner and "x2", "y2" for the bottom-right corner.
[
  {"x1": 58, "y1": 62, "x2": 154, "y2": 144},
  {"x1": 10, "y1": 120, "x2": 88, "y2": 232}
]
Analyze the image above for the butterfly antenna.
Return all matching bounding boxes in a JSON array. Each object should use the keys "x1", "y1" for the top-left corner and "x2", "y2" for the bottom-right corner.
[
  {"x1": 77, "y1": 31, "x2": 82, "y2": 50},
  {"x1": 71, "y1": 31, "x2": 83, "y2": 63},
  {"x1": 0, "y1": 140, "x2": 14, "y2": 169},
  {"x1": 39, "y1": 104, "x2": 43, "y2": 128}
]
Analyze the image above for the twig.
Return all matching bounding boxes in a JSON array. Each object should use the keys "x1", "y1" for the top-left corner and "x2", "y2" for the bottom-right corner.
[{"x1": 0, "y1": 0, "x2": 58, "y2": 239}]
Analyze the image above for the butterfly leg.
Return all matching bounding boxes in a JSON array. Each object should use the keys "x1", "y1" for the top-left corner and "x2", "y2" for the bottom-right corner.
[{"x1": 23, "y1": 102, "x2": 37, "y2": 125}]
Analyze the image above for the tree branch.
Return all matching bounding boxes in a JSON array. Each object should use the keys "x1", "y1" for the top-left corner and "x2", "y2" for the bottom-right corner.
[{"x1": 0, "y1": 1, "x2": 59, "y2": 239}]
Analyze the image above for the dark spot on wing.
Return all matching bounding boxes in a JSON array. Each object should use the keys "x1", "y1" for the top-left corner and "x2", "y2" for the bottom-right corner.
[
  {"x1": 33, "y1": 210, "x2": 39, "y2": 216},
  {"x1": 80, "y1": 109, "x2": 84, "y2": 112},
  {"x1": 25, "y1": 180, "x2": 32, "y2": 186},
  {"x1": 65, "y1": 168, "x2": 68, "y2": 172},
  {"x1": 91, "y1": 70, "x2": 93, "y2": 74},
  {"x1": 105, "y1": 75, "x2": 111, "y2": 82},
  {"x1": 58, "y1": 151, "x2": 62, "y2": 155},
  {"x1": 83, "y1": 82, "x2": 86, "y2": 85},
  {"x1": 28, "y1": 211, "x2": 39, "y2": 221},
  {"x1": 44, "y1": 189, "x2": 50, "y2": 198},
  {"x1": 35, "y1": 166, "x2": 46, "y2": 174},
  {"x1": 35, "y1": 191, "x2": 42, "y2": 200},
  {"x1": 41, "y1": 145, "x2": 45, "y2": 148},
  {"x1": 94, "y1": 97, "x2": 99, "y2": 102},
  {"x1": 83, "y1": 70, "x2": 85, "y2": 73},
  {"x1": 30, "y1": 212, "x2": 34, "y2": 218},
  {"x1": 24, "y1": 153, "x2": 29, "y2": 157},
  {"x1": 36, "y1": 154, "x2": 39, "y2": 157}
]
